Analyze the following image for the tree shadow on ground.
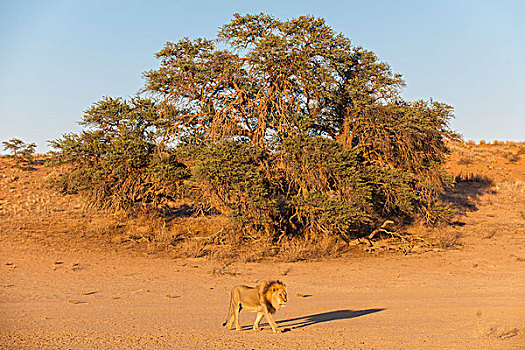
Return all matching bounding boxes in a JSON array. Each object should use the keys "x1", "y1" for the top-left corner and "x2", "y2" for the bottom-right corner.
[
  {"x1": 272, "y1": 308, "x2": 385, "y2": 331},
  {"x1": 441, "y1": 174, "x2": 495, "y2": 217}
]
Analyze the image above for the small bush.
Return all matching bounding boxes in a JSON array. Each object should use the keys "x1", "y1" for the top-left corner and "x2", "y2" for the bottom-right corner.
[
  {"x1": 2, "y1": 138, "x2": 36, "y2": 164},
  {"x1": 48, "y1": 97, "x2": 190, "y2": 210},
  {"x1": 503, "y1": 152, "x2": 520, "y2": 163}
]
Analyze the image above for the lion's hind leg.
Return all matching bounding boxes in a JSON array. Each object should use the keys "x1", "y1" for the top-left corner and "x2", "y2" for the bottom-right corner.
[
  {"x1": 225, "y1": 313, "x2": 235, "y2": 330},
  {"x1": 233, "y1": 302, "x2": 243, "y2": 331}
]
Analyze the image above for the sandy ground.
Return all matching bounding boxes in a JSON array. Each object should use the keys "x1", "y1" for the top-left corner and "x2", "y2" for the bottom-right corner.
[
  {"x1": 1, "y1": 145, "x2": 525, "y2": 349},
  {"x1": 1, "y1": 233, "x2": 524, "y2": 350}
]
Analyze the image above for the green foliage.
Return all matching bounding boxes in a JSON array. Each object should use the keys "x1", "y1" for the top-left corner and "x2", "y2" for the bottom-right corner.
[
  {"x1": 277, "y1": 136, "x2": 373, "y2": 237},
  {"x1": 189, "y1": 141, "x2": 276, "y2": 233},
  {"x1": 48, "y1": 97, "x2": 189, "y2": 210},
  {"x1": 49, "y1": 14, "x2": 458, "y2": 242},
  {"x1": 2, "y1": 138, "x2": 36, "y2": 163}
]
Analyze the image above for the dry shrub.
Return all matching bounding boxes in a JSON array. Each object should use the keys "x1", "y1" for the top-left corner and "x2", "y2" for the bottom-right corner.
[
  {"x1": 503, "y1": 151, "x2": 520, "y2": 162},
  {"x1": 277, "y1": 234, "x2": 345, "y2": 262},
  {"x1": 457, "y1": 157, "x2": 473, "y2": 165},
  {"x1": 83, "y1": 210, "x2": 169, "y2": 245},
  {"x1": 182, "y1": 232, "x2": 346, "y2": 262},
  {"x1": 404, "y1": 224, "x2": 462, "y2": 250},
  {"x1": 447, "y1": 140, "x2": 474, "y2": 158},
  {"x1": 432, "y1": 229, "x2": 462, "y2": 249},
  {"x1": 233, "y1": 236, "x2": 276, "y2": 262},
  {"x1": 495, "y1": 180, "x2": 525, "y2": 194},
  {"x1": 176, "y1": 238, "x2": 207, "y2": 258},
  {"x1": 82, "y1": 207, "x2": 230, "y2": 255},
  {"x1": 83, "y1": 213, "x2": 125, "y2": 238},
  {"x1": 514, "y1": 143, "x2": 525, "y2": 154},
  {"x1": 460, "y1": 141, "x2": 525, "y2": 163}
]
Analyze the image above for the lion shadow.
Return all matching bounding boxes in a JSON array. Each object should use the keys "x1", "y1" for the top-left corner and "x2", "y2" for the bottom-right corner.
[{"x1": 256, "y1": 308, "x2": 385, "y2": 331}]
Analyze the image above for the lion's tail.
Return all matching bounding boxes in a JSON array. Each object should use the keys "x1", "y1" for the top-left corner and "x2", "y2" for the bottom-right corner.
[{"x1": 223, "y1": 298, "x2": 233, "y2": 327}]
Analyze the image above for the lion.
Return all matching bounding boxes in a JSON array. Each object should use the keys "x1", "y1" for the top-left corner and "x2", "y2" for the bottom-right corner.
[{"x1": 222, "y1": 280, "x2": 287, "y2": 333}]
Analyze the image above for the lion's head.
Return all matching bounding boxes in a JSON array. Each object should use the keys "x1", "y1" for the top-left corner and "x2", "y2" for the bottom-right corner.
[{"x1": 263, "y1": 280, "x2": 287, "y2": 313}]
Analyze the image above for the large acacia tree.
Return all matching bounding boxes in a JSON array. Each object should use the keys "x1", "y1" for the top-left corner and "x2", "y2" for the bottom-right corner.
[
  {"x1": 143, "y1": 14, "x2": 456, "y2": 234},
  {"x1": 51, "y1": 14, "x2": 456, "y2": 241}
]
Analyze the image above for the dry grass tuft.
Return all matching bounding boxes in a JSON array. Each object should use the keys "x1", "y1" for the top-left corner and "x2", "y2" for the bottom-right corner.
[
  {"x1": 495, "y1": 180, "x2": 525, "y2": 194},
  {"x1": 277, "y1": 234, "x2": 344, "y2": 262},
  {"x1": 481, "y1": 325, "x2": 521, "y2": 340}
]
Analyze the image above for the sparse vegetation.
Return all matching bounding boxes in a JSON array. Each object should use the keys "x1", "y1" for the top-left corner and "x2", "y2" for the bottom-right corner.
[
  {"x1": 1, "y1": 133, "x2": 524, "y2": 261},
  {"x1": 2, "y1": 138, "x2": 36, "y2": 164}
]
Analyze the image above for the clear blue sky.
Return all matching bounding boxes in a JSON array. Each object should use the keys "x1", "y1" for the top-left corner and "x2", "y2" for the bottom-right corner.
[{"x1": 1, "y1": 0, "x2": 524, "y2": 153}]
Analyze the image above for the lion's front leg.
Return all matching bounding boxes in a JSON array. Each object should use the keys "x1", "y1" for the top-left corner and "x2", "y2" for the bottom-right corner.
[
  {"x1": 253, "y1": 312, "x2": 264, "y2": 331},
  {"x1": 264, "y1": 311, "x2": 281, "y2": 333}
]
